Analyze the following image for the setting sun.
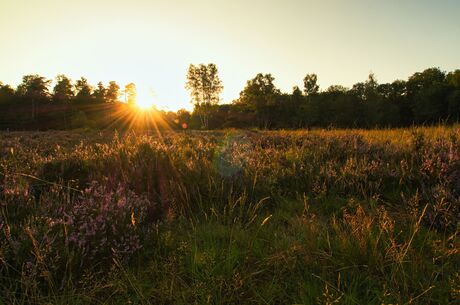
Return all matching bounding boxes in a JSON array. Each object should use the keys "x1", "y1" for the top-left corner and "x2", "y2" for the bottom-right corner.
[{"x1": 135, "y1": 99, "x2": 155, "y2": 110}]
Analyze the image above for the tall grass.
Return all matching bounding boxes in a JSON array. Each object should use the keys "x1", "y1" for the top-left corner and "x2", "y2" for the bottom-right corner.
[{"x1": 0, "y1": 127, "x2": 459, "y2": 304}]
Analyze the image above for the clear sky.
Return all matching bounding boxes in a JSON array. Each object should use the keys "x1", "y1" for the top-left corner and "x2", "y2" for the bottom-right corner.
[{"x1": 1, "y1": 0, "x2": 459, "y2": 110}]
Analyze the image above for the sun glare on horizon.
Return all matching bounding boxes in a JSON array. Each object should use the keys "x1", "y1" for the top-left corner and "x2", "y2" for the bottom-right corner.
[
  {"x1": 133, "y1": 87, "x2": 190, "y2": 112},
  {"x1": 135, "y1": 99, "x2": 156, "y2": 110},
  {"x1": 132, "y1": 87, "x2": 157, "y2": 110}
]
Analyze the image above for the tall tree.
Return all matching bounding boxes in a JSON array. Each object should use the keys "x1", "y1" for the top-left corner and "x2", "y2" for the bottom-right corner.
[
  {"x1": 52, "y1": 75, "x2": 74, "y2": 129},
  {"x1": 52, "y1": 74, "x2": 74, "y2": 103},
  {"x1": 176, "y1": 108, "x2": 191, "y2": 128},
  {"x1": 447, "y1": 70, "x2": 460, "y2": 88},
  {"x1": 303, "y1": 73, "x2": 319, "y2": 96},
  {"x1": 238, "y1": 73, "x2": 280, "y2": 129},
  {"x1": 407, "y1": 68, "x2": 448, "y2": 123},
  {"x1": 0, "y1": 82, "x2": 15, "y2": 105},
  {"x1": 74, "y1": 77, "x2": 93, "y2": 103},
  {"x1": 106, "y1": 81, "x2": 120, "y2": 103},
  {"x1": 17, "y1": 74, "x2": 51, "y2": 120},
  {"x1": 92, "y1": 82, "x2": 106, "y2": 103},
  {"x1": 290, "y1": 86, "x2": 305, "y2": 127},
  {"x1": 446, "y1": 70, "x2": 460, "y2": 120},
  {"x1": 185, "y1": 63, "x2": 223, "y2": 128}
]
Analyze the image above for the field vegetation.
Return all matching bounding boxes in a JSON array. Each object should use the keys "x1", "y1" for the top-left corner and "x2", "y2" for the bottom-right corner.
[{"x1": 0, "y1": 127, "x2": 459, "y2": 304}]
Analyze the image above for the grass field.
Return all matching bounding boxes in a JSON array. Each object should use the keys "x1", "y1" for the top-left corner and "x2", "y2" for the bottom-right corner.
[{"x1": 1, "y1": 127, "x2": 459, "y2": 304}]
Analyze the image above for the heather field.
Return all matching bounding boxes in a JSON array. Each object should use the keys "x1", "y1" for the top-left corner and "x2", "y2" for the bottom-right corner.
[{"x1": 0, "y1": 127, "x2": 459, "y2": 304}]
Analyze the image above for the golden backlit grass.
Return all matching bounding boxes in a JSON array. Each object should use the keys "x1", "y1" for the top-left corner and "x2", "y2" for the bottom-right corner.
[{"x1": 0, "y1": 126, "x2": 459, "y2": 304}]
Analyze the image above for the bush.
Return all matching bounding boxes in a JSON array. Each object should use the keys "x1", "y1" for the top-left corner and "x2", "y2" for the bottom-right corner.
[{"x1": 67, "y1": 181, "x2": 152, "y2": 264}]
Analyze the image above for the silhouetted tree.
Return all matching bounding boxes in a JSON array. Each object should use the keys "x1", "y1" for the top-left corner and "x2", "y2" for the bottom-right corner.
[
  {"x1": 177, "y1": 108, "x2": 191, "y2": 128},
  {"x1": 303, "y1": 73, "x2": 319, "y2": 96},
  {"x1": 446, "y1": 70, "x2": 460, "y2": 89},
  {"x1": 0, "y1": 82, "x2": 15, "y2": 105},
  {"x1": 93, "y1": 82, "x2": 106, "y2": 103},
  {"x1": 362, "y1": 73, "x2": 381, "y2": 126},
  {"x1": 376, "y1": 82, "x2": 402, "y2": 126},
  {"x1": 74, "y1": 77, "x2": 93, "y2": 104},
  {"x1": 237, "y1": 73, "x2": 280, "y2": 129},
  {"x1": 185, "y1": 63, "x2": 223, "y2": 128},
  {"x1": 53, "y1": 75, "x2": 74, "y2": 103},
  {"x1": 51, "y1": 75, "x2": 74, "y2": 129},
  {"x1": 289, "y1": 86, "x2": 305, "y2": 127},
  {"x1": 407, "y1": 68, "x2": 448, "y2": 123},
  {"x1": 445, "y1": 70, "x2": 460, "y2": 121},
  {"x1": 106, "y1": 81, "x2": 120, "y2": 103},
  {"x1": 317, "y1": 85, "x2": 358, "y2": 127},
  {"x1": 17, "y1": 74, "x2": 51, "y2": 120}
]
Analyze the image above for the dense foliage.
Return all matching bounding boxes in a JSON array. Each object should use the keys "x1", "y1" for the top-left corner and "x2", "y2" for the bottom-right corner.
[
  {"x1": 1, "y1": 67, "x2": 459, "y2": 130},
  {"x1": 0, "y1": 128, "x2": 459, "y2": 304}
]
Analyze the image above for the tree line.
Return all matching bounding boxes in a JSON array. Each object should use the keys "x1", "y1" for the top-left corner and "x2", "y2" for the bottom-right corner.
[
  {"x1": 0, "y1": 75, "x2": 154, "y2": 130},
  {"x1": 185, "y1": 65, "x2": 460, "y2": 129},
  {"x1": 1, "y1": 67, "x2": 459, "y2": 130}
]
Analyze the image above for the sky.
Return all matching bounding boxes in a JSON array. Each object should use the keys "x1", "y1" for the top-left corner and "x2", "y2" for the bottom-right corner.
[{"x1": 1, "y1": 0, "x2": 459, "y2": 111}]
